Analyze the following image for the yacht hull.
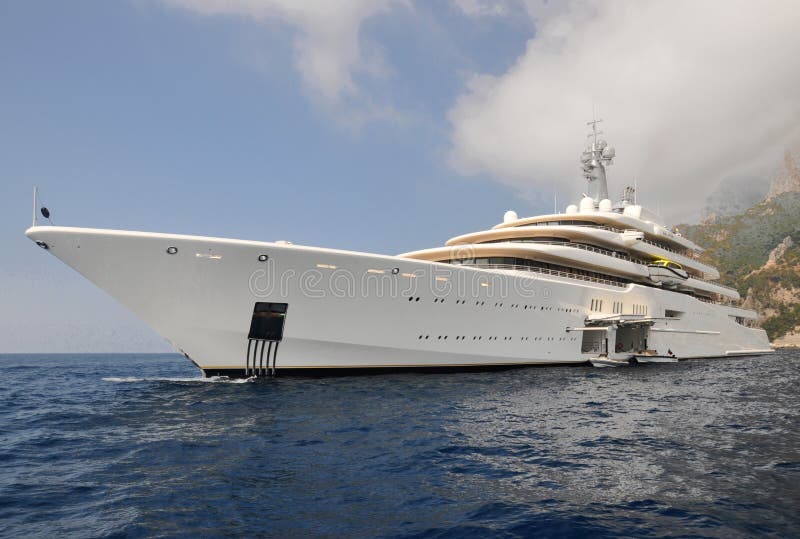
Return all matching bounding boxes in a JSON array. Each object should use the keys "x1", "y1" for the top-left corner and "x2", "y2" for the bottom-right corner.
[{"x1": 25, "y1": 226, "x2": 773, "y2": 376}]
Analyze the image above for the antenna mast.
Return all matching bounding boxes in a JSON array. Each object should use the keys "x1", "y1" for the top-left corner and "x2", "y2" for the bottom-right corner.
[
  {"x1": 553, "y1": 183, "x2": 558, "y2": 214},
  {"x1": 580, "y1": 117, "x2": 615, "y2": 202}
]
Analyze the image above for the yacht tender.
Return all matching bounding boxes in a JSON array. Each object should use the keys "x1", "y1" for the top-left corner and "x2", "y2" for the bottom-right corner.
[{"x1": 26, "y1": 123, "x2": 773, "y2": 376}]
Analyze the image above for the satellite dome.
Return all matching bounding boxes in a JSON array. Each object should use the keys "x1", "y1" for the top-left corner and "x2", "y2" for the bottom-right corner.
[
  {"x1": 579, "y1": 196, "x2": 596, "y2": 212},
  {"x1": 503, "y1": 210, "x2": 518, "y2": 223},
  {"x1": 598, "y1": 199, "x2": 613, "y2": 212},
  {"x1": 565, "y1": 204, "x2": 578, "y2": 214}
]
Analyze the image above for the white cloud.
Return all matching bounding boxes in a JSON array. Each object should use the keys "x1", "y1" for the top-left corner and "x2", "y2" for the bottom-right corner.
[
  {"x1": 448, "y1": 0, "x2": 800, "y2": 219},
  {"x1": 453, "y1": 0, "x2": 513, "y2": 18},
  {"x1": 160, "y1": 0, "x2": 404, "y2": 121}
]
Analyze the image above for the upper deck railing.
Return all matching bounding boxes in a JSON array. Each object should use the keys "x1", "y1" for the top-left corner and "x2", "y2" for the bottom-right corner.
[
  {"x1": 492, "y1": 240, "x2": 736, "y2": 290},
  {"x1": 690, "y1": 278, "x2": 739, "y2": 294},
  {"x1": 461, "y1": 242, "x2": 740, "y2": 296},
  {"x1": 498, "y1": 239, "x2": 646, "y2": 265},
  {"x1": 514, "y1": 221, "x2": 695, "y2": 257},
  {"x1": 473, "y1": 263, "x2": 628, "y2": 288}
]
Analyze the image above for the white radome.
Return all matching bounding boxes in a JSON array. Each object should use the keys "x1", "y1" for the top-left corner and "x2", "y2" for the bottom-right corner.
[
  {"x1": 503, "y1": 210, "x2": 518, "y2": 223},
  {"x1": 579, "y1": 196, "x2": 596, "y2": 212}
]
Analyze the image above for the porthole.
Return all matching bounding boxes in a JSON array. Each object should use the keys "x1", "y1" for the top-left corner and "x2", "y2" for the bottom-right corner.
[
  {"x1": 258, "y1": 254, "x2": 268, "y2": 262},
  {"x1": 166, "y1": 246, "x2": 178, "y2": 255},
  {"x1": 391, "y1": 267, "x2": 400, "y2": 275},
  {"x1": 415, "y1": 297, "x2": 420, "y2": 302}
]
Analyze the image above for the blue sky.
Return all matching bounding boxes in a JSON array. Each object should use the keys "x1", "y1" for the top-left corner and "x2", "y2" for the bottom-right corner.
[
  {"x1": 2, "y1": 0, "x2": 798, "y2": 352},
  {"x1": 0, "y1": 1, "x2": 539, "y2": 351}
]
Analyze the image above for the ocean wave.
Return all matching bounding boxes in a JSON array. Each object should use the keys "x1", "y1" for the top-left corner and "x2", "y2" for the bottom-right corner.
[{"x1": 101, "y1": 376, "x2": 253, "y2": 384}]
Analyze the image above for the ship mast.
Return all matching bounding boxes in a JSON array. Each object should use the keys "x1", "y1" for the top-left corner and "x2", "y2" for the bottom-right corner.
[{"x1": 580, "y1": 118, "x2": 615, "y2": 202}]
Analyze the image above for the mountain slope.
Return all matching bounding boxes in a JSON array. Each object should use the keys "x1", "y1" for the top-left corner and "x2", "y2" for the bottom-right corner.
[{"x1": 680, "y1": 190, "x2": 800, "y2": 344}]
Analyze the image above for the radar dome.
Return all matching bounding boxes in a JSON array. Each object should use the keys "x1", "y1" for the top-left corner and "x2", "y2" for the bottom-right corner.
[
  {"x1": 503, "y1": 210, "x2": 518, "y2": 223},
  {"x1": 579, "y1": 197, "x2": 596, "y2": 212},
  {"x1": 565, "y1": 204, "x2": 578, "y2": 214},
  {"x1": 598, "y1": 199, "x2": 613, "y2": 212}
]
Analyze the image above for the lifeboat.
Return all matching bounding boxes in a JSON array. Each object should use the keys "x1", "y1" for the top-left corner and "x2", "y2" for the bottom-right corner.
[{"x1": 647, "y1": 259, "x2": 689, "y2": 287}]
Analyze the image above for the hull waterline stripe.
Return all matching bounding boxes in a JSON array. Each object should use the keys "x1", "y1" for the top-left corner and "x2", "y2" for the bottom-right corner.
[{"x1": 202, "y1": 360, "x2": 590, "y2": 370}]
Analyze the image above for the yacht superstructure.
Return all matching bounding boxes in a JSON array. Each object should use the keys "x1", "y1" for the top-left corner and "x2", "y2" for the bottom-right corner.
[{"x1": 26, "y1": 123, "x2": 772, "y2": 376}]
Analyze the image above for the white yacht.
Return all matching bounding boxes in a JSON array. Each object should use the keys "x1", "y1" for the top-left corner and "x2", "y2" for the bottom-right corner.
[{"x1": 26, "y1": 123, "x2": 773, "y2": 376}]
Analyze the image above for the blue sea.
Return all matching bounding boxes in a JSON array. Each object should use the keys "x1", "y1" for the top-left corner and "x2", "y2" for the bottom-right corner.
[{"x1": 1, "y1": 352, "x2": 798, "y2": 538}]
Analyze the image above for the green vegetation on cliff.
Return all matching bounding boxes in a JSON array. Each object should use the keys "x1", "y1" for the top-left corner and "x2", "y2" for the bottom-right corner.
[{"x1": 681, "y1": 192, "x2": 800, "y2": 341}]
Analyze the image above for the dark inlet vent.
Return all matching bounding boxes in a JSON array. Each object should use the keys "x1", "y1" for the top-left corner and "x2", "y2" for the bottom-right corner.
[{"x1": 248, "y1": 302, "x2": 288, "y2": 341}]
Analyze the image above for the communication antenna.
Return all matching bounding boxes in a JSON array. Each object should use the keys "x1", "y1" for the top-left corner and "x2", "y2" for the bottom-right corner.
[
  {"x1": 587, "y1": 117, "x2": 603, "y2": 145},
  {"x1": 553, "y1": 183, "x2": 558, "y2": 214},
  {"x1": 580, "y1": 115, "x2": 613, "y2": 202}
]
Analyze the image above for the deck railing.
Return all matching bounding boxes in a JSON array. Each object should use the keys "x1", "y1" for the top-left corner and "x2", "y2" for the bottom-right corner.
[
  {"x1": 509, "y1": 239, "x2": 645, "y2": 264},
  {"x1": 516, "y1": 221, "x2": 694, "y2": 257},
  {"x1": 693, "y1": 279, "x2": 740, "y2": 294},
  {"x1": 467, "y1": 260, "x2": 738, "y2": 299},
  {"x1": 472, "y1": 263, "x2": 628, "y2": 288},
  {"x1": 499, "y1": 239, "x2": 737, "y2": 293}
]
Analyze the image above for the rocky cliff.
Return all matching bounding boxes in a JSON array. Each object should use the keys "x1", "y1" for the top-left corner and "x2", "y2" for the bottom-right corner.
[
  {"x1": 767, "y1": 149, "x2": 800, "y2": 200},
  {"x1": 680, "y1": 155, "x2": 800, "y2": 346}
]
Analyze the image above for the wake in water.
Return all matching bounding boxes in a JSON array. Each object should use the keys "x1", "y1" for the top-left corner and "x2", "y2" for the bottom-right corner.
[{"x1": 102, "y1": 376, "x2": 254, "y2": 384}]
